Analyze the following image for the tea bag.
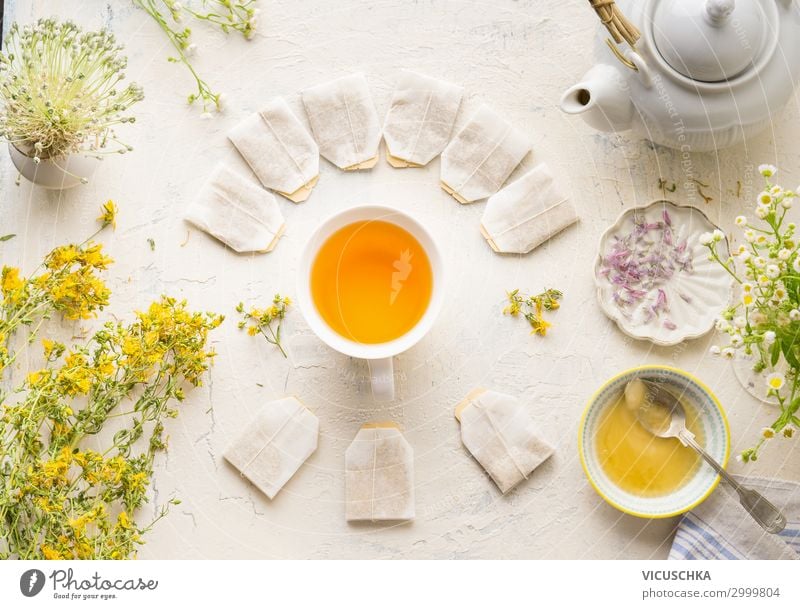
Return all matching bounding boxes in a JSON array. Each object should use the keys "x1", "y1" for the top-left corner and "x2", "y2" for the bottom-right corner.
[
  {"x1": 440, "y1": 104, "x2": 530, "y2": 203},
  {"x1": 185, "y1": 164, "x2": 285, "y2": 253},
  {"x1": 228, "y1": 97, "x2": 319, "y2": 202},
  {"x1": 224, "y1": 397, "x2": 319, "y2": 500},
  {"x1": 302, "y1": 73, "x2": 382, "y2": 170},
  {"x1": 455, "y1": 388, "x2": 554, "y2": 494},
  {"x1": 480, "y1": 163, "x2": 578, "y2": 254},
  {"x1": 345, "y1": 423, "x2": 414, "y2": 522},
  {"x1": 383, "y1": 70, "x2": 463, "y2": 168}
]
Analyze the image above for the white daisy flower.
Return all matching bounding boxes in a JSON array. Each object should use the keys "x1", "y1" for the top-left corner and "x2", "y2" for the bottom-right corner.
[
  {"x1": 762, "y1": 426, "x2": 776, "y2": 439},
  {"x1": 712, "y1": 229, "x2": 725, "y2": 242},
  {"x1": 771, "y1": 185, "x2": 783, "y2": 195},
  {"x1": 756, "y1": 204, "x2": 770, "y2": 219},
  {"x1": 779, "y1": 248, "x2": 791, "y2": 260},
  {"x1": 758, "y1": 191, "x2": 773, "y2": 205},
  {"x1": 773, "y1": 286, "x2": 787, "y2": 301},
  {"x1": 730, "y1": 333, "x2": 744, "y2": 347},
  {"x1": 755, "y1": 234, "x2": 768, "y2": 246},
  {"x1": 783, "y1": 425, "x2": 796, "y2": 439},
  {"x1": 782, "y1": 197, "x2": 793, "y2": 209},
  {"x1": 735, "y1": 215, "x2": 747, "y2": 226},
  {"x1": 754, "y1": 257, "x2": 767, "y2": 268},
  {"x1": 744, "y1": 229, "x2": 756, "y2": 242},
  {"x1": 763, "y1": 330, "x2": 777, "y2": 345},
  {"x1": 699, "y1": 232, "x2": 713, "y2": 246},
  {"x1": 734, "y1": 316, "x2": 747, "y2": 329},
  {"x1": 742, "y1": 292, "x2": 755, "y2": 308},
  {"x1": 766, "y1": 264, "x2": 781, "y2": 278},
  {"x1": 790, "y1": 309, "x2": 800, "y2": 321},
  {"x1": 739, "y1": 250, "x2": 751, "y2": 263},
  {"x1": 759, "y1": 164, "x2": 777, "y2": 177},
  {"x1": 742, "y1": 282, "x2": 753, "y2": 293},
  {"x1": 722, "y1": 347, "x2": 735, "y2": 359}
]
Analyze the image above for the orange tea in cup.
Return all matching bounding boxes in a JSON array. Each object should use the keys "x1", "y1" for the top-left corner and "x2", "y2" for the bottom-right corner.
[{"x1": 310, "y1": 219, "x2": 433, "y2": 344}]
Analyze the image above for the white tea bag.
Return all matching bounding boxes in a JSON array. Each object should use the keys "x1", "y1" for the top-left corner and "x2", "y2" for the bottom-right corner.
[
  {"x1": 345, "y1": 423, "x2": 414, "y2": 522},
  {"x1": 440, "y1": 104, "x2": 530, "y2": 203},
  {"x1": 383, "y1": 70, "x2": 463, "y2": 168},
  {"x1": 185, "y1": 164, "x2": 285, "y2": 254},
  {"x1": 480, "y1": 163, "x2": 578, "y2": 254},
  {"x1": 228, "y1": 97, "x2": 320, "y2": 202},
  {"x1": 302, "y1": 73, "x2": 381, "y2": 170},
  {"x1": 224, "y1": 396, "x2": 319, "y2": 500},
  {"x1": 455, "y1": 388, "x2": 554, "y2": 494}
]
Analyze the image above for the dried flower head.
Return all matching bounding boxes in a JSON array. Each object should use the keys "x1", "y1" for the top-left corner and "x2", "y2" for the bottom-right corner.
[{"x1": 0, "y1": 19, "x2": 144, "y2": 159}]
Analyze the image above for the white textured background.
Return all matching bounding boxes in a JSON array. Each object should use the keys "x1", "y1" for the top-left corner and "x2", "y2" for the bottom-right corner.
[{"x1": 2, "y1": 0, "x2": 799, "y2": 559}]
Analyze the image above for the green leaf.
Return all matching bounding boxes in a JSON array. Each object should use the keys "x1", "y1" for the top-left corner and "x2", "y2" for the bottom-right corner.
[
  {"x1": 0, "y1": 234, "x2": 15, "y2": 242},
  {"x1": 771, "y1": 339, "x2": 781, "y2": 367},
  {"x1": 781, "y1": 335, "x2": 800, "y2": 371}
]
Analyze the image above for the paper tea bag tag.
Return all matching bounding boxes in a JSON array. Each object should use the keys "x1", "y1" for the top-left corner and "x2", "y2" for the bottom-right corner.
[
  {"x1": 480, "y1": 163, "x2": 578, "y2": 254},
  {"x1": 185, "y1": 164, "x2": 286, "y2": 254},
  {"x1": 223, "y1": 396, "x2": 319, "y2": 499},
  {"x1": 228, "y1": 97, "x2": 320, "y2": 202},
  {"x1": 345, "y1": 423, "x2": 414, "y2": 522},
  {"x1": 456, "y1": 389, "x2": 554, "y2": 494}
]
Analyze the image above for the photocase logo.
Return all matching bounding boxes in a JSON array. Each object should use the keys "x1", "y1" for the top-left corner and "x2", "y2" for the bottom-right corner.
[
  {"x1": 390, "y1": 249, "x2": 413, "y2": 304},
  {"x1": 19, "y1": 569, "x2": 45, "y2": 597}
]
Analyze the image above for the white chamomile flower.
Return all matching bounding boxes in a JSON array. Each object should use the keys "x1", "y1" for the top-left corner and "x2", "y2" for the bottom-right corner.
[
  {"x1": 742, "y1": 282, "x2": 753, "y2": 293},
  {"x1": 699, "y1": 232, "x2": 713, "y2": 246},
  {"x1": 742, "y1": 292, "x2": 754, "y2": 307},
  {"x1": 759, "y1": 164, "x2": 777, "y2": 178},
  {"x1": 756, "y1": 204, "x2": 770, "y2": 219},
  {"x1": 779, "y1": 248, "x2": 791, "y2": 260},
  {"x1": 730, "y1": 333, "x2": 744, "y2": 347},
  {"x1": 736, "y1": 244, "x2": 747, "y2": 255},
  {"x1": 758, "y1": 274, "x2": 770, "y2": 286},
  {"x1": 766, "y1": 372, "x2": 785, "y2": 391},
  {"x1": 782, "y1": 197, "x2": 793, "y2": 209},
  {"x1": 712, "y1": 229, "x2": 725, "y2": 242},
  {"x1": 754, "y1": 256, "x2": 767, "y2": 268},
  {"x1": 773, "y1": 286, "x2": 787, "y2": 301},
  {"x1": 771, "y1": 185, "x2": 783, "y2": 195},
  {"x1": 790, "y1": 309, "x2": 800, "y2": 321},
  {"x1": 744, "y1": 229, "x2": 756, "y2": 242},
  {"x1": 758, "y1": 191, "x2": 773, "y2": 205},
  {"x1": 709, "y1": 345, "x2": 721, "y2": 356},
  {"x1": 762, "y1": 426, "x2": 776, "y2": 439},
  {"x1": 738, "y1": 250, "x2": 751, "y2": 262},
  {"x1": 793, "y1": 256, "x2": 800, "y2": 273},
  {"x1": 763, "y1": 330, "x2": 777, "y2": 345},
  {"x1": 784, "y1": 425, "x2": 796, "y2": 438},
  {"x1": 755, "y1": 234, "x2": 768, "y2": 246},
  {"x1": 733, "y1": 316, "x2": 747, "y2": 329},
  {"x1": 735, "y1": 215, "x2": 747, "y2": 226},
  {"x1": 721, "y1": 347, "x2": 735, "y2": 359},
  {"x1": 766, "y1": 264, "x2": 781, "y2": 279}
]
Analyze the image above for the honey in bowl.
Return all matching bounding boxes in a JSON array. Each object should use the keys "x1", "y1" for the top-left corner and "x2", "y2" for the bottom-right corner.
[
  {"x1": 310, "y1": 219, "x2": 433, "y2": 344},
  {"x1": 595, "y1": 387, "x2": 703, "y2": 497}
]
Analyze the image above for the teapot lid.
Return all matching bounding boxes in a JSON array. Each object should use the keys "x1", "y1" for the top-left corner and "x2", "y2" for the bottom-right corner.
[{"x1": 652, "y1": 0, "x2": 767, "y2": 82}]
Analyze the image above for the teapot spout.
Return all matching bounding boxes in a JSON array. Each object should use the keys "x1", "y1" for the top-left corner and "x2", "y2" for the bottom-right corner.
[{"x1": 560, "y1": 64, "x2": 634, "y2": 133}]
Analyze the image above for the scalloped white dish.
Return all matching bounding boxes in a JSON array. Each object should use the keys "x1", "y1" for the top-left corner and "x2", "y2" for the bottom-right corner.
[{"x1": 594, "y1": 200, "x2": 733, "y2": 346}]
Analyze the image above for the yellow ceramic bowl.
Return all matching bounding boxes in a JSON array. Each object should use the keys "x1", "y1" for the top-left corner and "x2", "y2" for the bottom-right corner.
[{"x1": 579, "y1": 365, "x2": 730, "y2": 519}]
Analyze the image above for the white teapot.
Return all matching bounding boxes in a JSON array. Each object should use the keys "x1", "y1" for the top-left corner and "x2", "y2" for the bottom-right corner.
[{"x1": 560, "y1": 0, "x2": 800, "y2": 151}]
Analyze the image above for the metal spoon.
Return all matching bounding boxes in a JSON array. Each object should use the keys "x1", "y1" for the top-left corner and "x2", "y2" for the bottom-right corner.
[{"x1": 626, "y1": 378, "x2": 787, "y2": 534}]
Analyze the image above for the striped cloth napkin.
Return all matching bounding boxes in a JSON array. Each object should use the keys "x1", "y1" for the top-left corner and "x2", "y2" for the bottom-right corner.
[{"x1": 669, "y1": 476, "x2": 800, "y2": 560}]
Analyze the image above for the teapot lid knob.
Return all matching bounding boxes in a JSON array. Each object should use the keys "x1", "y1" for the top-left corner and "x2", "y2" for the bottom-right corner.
[{"x1": 705, "y1": 0, "x2": 735, "y2": 25}]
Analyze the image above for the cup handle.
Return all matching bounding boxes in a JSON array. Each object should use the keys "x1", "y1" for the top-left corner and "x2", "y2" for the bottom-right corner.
[{"x1": 368, "y1": 358, "x2": 394, "y2": 401}]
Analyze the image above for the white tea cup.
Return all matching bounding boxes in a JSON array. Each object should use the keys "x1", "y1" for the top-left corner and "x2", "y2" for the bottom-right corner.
[{"x1": 297, "y1": 205, "x2": 445, "y2": 401}]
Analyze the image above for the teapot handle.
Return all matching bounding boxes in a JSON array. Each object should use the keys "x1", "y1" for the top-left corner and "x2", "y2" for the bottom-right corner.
[{"x1": 589, "y1": 0, "x2": 641, "y2": 71}]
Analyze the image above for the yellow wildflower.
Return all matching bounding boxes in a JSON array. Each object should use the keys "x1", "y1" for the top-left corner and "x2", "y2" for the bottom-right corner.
[
  {"x1": 41, "y1": 544, "x2": 64, "y2": 560},
  {"x1": 42, "y1": 338, "x2": 55, "y2": 357},
  {"x1": 98, "y1": 200, "x2": 118, "y2": 229},
  {"x1": 1, "y1": 266, "x2": 24, "y2": 303},
  {"x1": 247, "y1": 326, "x2": 258, "y2": 336}
]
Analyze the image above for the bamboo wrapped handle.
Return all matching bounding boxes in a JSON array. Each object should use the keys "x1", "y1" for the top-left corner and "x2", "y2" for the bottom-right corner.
[{"x1": 589, "y1": 0, "x2": 640, "y2": 47}]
